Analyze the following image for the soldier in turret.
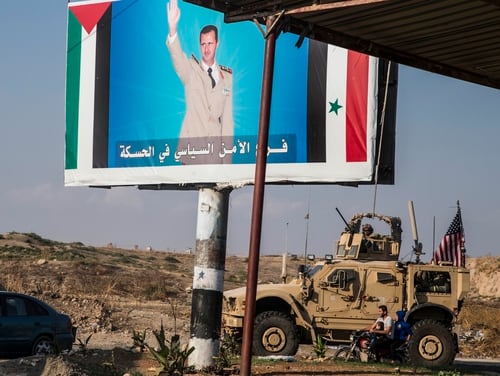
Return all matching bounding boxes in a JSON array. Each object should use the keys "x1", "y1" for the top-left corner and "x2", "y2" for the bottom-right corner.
[{"x1": 361, "y1": 223, "x2": 378, "y2": 253}]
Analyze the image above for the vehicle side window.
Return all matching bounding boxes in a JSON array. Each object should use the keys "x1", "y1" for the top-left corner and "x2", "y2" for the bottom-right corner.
[
  {"x1": 336, "y1": 244, "x2": 345, "y2": 257},
  {"x1": 306, "y1": 264, "x2": 324, "y2": 278},
  {"x1": 415, "y1": 271, "x2": 451, "y2": 293},
  {"x1": 5, "y1": 297, "x2": 27, "y2": 316},
  {"x1": 24, "y1": 298, "x2": 49, "y2": 316},
  {"x1": 347, "y1": 245, "x2": 358, "y2": 257},
  {"x1": 328, "y1": 269, "x2": 356, "y2": 290},
  {"x1": 377, "y1": 272, "x2": 395, "y2": 283}
]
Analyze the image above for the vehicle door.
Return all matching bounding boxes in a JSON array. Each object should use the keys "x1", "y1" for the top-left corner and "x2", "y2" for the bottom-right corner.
[
  {"x1": 317, "y1": 266, "x2": 361, "y2": 315},
  {"x1": 0, "y1": 295, "x2": 52, "y2": 356},
  {"x1": 0, "y1": 295, "x2": 31, "y2": 355},
  {"x1": 361, "y1": 267, "x2": 400, "y2": 316}
]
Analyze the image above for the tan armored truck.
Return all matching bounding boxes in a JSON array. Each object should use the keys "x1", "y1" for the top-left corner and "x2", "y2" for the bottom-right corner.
[{"x1": 221, "y1": 207, "x2": 470, "y2": 367}]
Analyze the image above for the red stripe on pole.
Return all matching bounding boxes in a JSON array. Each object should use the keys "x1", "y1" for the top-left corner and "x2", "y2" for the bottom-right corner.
[
  {"x1": 345, "y1": 51, "x2": 369, "y2": 162},
  {"x1": 69, "y1": 2, "x2": 112, "y2": 34}
]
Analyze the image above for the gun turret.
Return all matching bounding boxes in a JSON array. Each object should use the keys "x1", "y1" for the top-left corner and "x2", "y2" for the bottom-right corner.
[{"x1": 336, "y1": 207, "x2": 354, "y2": 233}]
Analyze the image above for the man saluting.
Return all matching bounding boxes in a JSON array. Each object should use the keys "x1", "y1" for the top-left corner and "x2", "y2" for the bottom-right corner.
[{"x1": 166, "y1": 0, "x2": 234, "y2": 164}]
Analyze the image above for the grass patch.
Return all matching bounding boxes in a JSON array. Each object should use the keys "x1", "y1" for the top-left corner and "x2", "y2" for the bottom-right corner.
[
  {"x1": 0, "y1": 246, "x2": 40, "y2": 258},
  {"x1": 164, "y1": 255, "x2": 180, "y2": 263}
]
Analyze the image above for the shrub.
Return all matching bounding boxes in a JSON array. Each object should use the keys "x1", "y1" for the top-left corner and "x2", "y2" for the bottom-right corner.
[
  {"x1": 313, "y1": 335, "x2": 327, "y2": 359},
  {"x1": 146, "y1": 323, "x2": 195, "y2": 376}
]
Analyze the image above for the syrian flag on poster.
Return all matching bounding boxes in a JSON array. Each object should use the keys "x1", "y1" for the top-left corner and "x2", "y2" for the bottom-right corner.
[
  {"x1": 66, "y1": 0, "x2": 115, "y2": 172},
  {"x1": 326, "y1": 46, "x2": 377, "y2": 179},
  {"x1": 307, "y1": 40, "x2": 378, "y2": 181}
]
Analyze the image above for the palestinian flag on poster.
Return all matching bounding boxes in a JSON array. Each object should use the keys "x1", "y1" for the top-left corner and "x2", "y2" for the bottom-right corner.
[
  {"x1": 66, "y1": 0, "x2": 115, "y2": 171},
  {"x1": 307, "y1": 40, "x2": 378, "y2": 170}
]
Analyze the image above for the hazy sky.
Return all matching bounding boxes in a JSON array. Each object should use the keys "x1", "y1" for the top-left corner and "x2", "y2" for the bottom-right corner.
[{"x1": 1, "y1": 1, "x2": 499, "y2": 262}]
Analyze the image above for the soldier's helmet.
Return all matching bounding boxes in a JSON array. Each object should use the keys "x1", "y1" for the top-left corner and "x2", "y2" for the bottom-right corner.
[{"x1": 362, "y1": 224, "x2": 373, "y2": 236}]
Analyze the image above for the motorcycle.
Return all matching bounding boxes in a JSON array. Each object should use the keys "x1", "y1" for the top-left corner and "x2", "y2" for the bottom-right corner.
[{"x1": 333, "y1": 330, "x2": 409, "y2": 364}]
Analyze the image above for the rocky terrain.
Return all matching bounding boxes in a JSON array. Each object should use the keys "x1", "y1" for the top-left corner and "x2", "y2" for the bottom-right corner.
[{"x1": 0, "y1": 232, "x2": 498, "y2": 375}]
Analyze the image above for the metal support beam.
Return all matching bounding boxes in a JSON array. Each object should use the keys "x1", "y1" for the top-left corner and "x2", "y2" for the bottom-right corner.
[
  {"x1": 239, "y1": 16, "x2": 278, "y2": 376},
  {"x1": 285, "y1": 0, "x2": 391, "y2": 15}
]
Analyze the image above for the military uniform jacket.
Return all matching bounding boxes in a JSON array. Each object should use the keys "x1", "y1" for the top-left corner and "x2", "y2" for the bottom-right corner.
[{"x1": 167, "y1": 36, "x2": 233, "y2": 140}]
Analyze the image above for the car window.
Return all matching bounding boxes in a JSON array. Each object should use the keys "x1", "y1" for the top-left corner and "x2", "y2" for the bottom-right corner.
[
  {"x1": 5, "y1": 297, "x2": 27, "y2": 316},
  {"x1": 2, "y1": 296, "x2": 49, "y2": 317},
  {"x1": 24, "y1": 298, "x2": 49, "y2": 316}
]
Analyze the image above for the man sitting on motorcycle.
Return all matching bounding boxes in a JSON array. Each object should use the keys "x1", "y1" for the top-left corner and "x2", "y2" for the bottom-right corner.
[{"x1": 367, "y1": 304, "x2": 393, "y2": 361}]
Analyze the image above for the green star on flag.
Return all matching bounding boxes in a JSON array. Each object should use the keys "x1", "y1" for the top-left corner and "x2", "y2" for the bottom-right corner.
[{"x1": 329, "y1": 99, "x2": 343, "y2": 115}]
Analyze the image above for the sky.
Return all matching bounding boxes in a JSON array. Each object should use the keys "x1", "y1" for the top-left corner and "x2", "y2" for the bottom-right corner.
[{"x1": 1, "y1": 1, "x2": 499, "y2": 262}]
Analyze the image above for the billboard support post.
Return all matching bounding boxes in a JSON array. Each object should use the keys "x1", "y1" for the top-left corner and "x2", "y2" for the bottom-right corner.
[
  {"x1": 240, "y1": 16, "x2": 278, "y2": 376},
  {"x1": 188, "y1": 187, "x2": 231, "y2": 369}
]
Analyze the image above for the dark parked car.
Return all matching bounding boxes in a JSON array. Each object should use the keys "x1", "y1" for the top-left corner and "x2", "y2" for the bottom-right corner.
[{"x1": 0, "y1": 292, "x2": 76, "y2": 357}]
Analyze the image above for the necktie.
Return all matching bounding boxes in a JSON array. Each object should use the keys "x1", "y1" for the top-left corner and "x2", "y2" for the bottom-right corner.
[{"x1": 207, "y1": 67, "x2": 216, "y2": 88}]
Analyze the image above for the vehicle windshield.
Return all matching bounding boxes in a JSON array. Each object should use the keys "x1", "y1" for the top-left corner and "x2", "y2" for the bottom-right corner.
[{"x1": 306, "y1": 264, "x2": 323, "y2": 278}]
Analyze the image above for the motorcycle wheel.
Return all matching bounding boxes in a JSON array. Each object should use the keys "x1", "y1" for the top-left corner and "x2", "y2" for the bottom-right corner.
[
  {"x1": 396, "y1": 344, "x2": 410, "y2": 364},
  {"x1": 333, "y1": 346, "x2": 360, "y2": 362}
]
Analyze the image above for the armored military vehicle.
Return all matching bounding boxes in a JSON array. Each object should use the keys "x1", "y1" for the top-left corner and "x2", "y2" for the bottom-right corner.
[{"x1": 221, "y1": 203, "x2": 470, "y2": 367}]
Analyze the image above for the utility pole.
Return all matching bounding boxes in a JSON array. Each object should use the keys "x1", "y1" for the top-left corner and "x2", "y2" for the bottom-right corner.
[
  {"x1": 188, "y1": 187, "x2": 231, "y2": 369},
  {"x1": 239, "y1": 15, "x2": 278, "y2": 376}
]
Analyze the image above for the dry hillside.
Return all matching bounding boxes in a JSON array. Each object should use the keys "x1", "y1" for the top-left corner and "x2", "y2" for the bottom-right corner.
[{"x1": 0, "y1": 232, "x2": 498, "y2": 375}]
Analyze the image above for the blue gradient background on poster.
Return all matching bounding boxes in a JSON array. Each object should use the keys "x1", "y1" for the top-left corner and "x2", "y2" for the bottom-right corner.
[{"x1": 108, "y1": 0, "x2": 308, "y2": 167}]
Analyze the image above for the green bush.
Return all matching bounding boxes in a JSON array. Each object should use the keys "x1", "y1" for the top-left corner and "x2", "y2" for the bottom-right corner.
[
  {"x1": 146, "y1": 322, "x2": 195, "y2": 376},
  {"x1": 164, "y1": 255, "x2": 180, "y2": 264},
  {"x1": 313, "y1": 335, "x2": 326, "y2": 358}
]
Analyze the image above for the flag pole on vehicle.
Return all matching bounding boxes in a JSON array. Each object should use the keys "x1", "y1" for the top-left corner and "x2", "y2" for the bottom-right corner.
[{"x1": 433, "y1": 201, "x2": 465, "y2": 267}]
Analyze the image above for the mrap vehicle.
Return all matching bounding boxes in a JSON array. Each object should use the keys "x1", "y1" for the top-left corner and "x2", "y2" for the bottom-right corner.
[{"x1": 222, "y1": 205, "x2": 470, "y2": 367}]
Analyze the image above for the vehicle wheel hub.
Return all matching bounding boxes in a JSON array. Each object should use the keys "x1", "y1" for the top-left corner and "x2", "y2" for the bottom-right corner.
[
  {"x1": 262, "y1": 327, "x2": 286, "y2": 352},
  {"x1": 419, "y1": 334, "x2": 443, "y2": 360}
]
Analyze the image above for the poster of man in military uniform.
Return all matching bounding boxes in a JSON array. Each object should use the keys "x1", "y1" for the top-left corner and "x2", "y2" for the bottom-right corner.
[{"x1": 166, "y1": 0, "x2": 234, "y2": 164}]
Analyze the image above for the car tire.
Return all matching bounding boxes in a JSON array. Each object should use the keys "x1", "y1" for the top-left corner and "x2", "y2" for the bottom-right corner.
[
  {"x1": 32, "y1": 336, "x2": 55, "y2": 355},
  {"x1": 252, "y1": 311, "x2": 299, "y2": 356},
  {"x1": 408, "y1": 319, "x2": 454, "y2": 367}
]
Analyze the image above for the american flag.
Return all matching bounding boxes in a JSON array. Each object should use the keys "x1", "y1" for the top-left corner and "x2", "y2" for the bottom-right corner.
[{"x1": 433, "y1": 204, "x2": 465, "y2": 267}]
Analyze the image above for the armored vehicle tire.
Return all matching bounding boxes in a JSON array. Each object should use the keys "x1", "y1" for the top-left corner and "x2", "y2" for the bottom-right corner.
[
  {"x1": 252, "y1": 311, "x2": 299, "y2": 356},
  {"x1": 409, "y1": 319, "x2": 455, "y2": 367},
  {"x1": 333, "y1": 347, "x2": 360, "y2": 362}
]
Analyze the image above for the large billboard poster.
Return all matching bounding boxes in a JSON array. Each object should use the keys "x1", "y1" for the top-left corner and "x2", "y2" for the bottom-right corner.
[{"x1": 65, "y1": 0, "x2": 392, "y2": 187}]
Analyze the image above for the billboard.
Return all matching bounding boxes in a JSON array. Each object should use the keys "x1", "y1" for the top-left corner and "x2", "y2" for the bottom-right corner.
[{"x1": 65, "y1": 0, "x2": 396, "y2": 187}]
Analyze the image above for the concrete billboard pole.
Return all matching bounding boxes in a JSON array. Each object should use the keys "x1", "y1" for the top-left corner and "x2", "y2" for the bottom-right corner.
[{"x1": 188, "y1": 186, "x2": 231, "y2": 369}]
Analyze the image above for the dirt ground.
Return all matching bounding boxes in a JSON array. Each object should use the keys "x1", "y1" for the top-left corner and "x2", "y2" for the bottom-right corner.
[
  {"x1": 0, "y1": 232, "x2": 498, "y2": 375},
  {"x1": 1, "y1": 344, "x2": 499, "y2": 376}
]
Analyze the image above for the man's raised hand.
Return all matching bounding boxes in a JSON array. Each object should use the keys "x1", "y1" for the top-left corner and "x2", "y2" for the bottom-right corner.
[{"x1": 167, "y1": 0, "x2": 180, "y2": 37}]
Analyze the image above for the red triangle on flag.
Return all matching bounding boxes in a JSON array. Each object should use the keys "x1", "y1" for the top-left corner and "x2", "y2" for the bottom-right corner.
[{"x1": 69, "y1": 2, "x2": 112, "y2": 34}]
